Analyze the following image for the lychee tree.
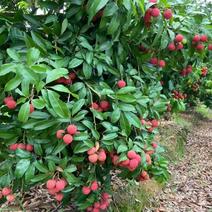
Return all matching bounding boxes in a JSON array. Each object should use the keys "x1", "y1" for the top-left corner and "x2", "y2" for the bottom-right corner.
[{"x1": 0, "y1": 0, "x2": 211, "y2": 211}]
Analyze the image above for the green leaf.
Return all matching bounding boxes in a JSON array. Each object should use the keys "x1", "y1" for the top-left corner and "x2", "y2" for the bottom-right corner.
[
  {"x1": 0, "y1": 64, "x2": 16, "y2": 76},
  {"x1": 125, "y1": 112, "x2": 141, "y2": 128},
  {"x1": 69, "y1": 58, "x2": 83, "y2": 69},
  {"x1": 47, "y1": 90, "x2": 70, "y2": 118},
  {"x1": 25, "y1": 164, "x2": 35, "y2": 182},
  {"x1": 117, "y1": 144, "x2": 128, "y2": 154},
  {"x1": 7, "y1": 48, "x2": 20, "y2": 61},
  {"x1": 61, "y1": 18, "x2": 68, "y2": 35},
  {"x1": 27, "y1": 48, "x2": 40, "y2": 65},
  {"x1": 116, "y1": 94, "x2": 136, "y2": 103},
  {"x1": 111, "y1": 108, "x2": 121, "y2": 123},
  {"x1": 50, "y1": 85, "x2": 71, "y2": 94},
  {"x1": 5, "y1": 74, "x2": 22, "y2": 91},
  {"x1": 83, "y1": 62, "x2": 92, "y2": 79},
  {"x1": 65, "y1": 165, "x2": 77, "y2": 173},
  {"x1": 46, "y1": 68, "x2": 68, "y2": 84},
  {"x1": 102, "y1": 133, "x2": 118, "y2": 141},
  {"x1": 15, "y1": 159, "x2": 30, "y2": 179},
  {"x1": 120, "y1": 113, "x2": 131, "y2": 136},
  {"x1": 72, "y1": 99, "x2": 85, "y2": 116},
  {"x1": 117, "y1": 86, "x2": 136, "y2": 95},
  {"x1": 31, "y1": 174, "x2": 50, "y2": 183},
  {"x1": 34, "y1": 161, "x2": 49, "y2": 173},
  {"x1": 18, "y1": 102, "x2": 30, "y2": 123},
  {"x1": 73, "y1": 143, "x2": 91, "y2": 154}
]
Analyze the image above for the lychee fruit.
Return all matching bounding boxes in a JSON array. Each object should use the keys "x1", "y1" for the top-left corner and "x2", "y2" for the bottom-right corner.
[
  {"x1": 192, "y1": 35, "x2": 200, "y2": 43},
  {"x1": 30, "y1": 104, "x2": 34, "y2": 113},
  {"x1": 151, "y1": 119, "x2": 159, "y2": 128},
  {"x1": 91, "y1": 102, "x2": 99, "y2": 110},
  {"x1": 6, "y1": 100, "x2": 17, "y2": 109},
  {"x1": 129, "y1": 159, "x2": 139, "y2": 171},
  {"x1": 2, "y1": 187, "x2": 12, "y2": 196},
  {"x1": 56, "y1": 130, "x2": 65, "y2": 139},
  {"x1": 90, "y1": 181, "x2": 99, "y2": 191},
  {"x1": 168, "y1": 43, "x2": 176, "y2": 51},
  {"x1": 3, "y1": 96, "x2": 13, "y2": 104},
  {"x1": 200, "y1": 35, "x2": 207, "y2": 42},
  {"x1": 152, "y1": 143, "x2": 158, "y2": 148},
  {"x1": 99, "y1": 101, "x2": 110, "y2": 111},
  {"x1": 117, "y1": 80, "x2": 126, "y2": 88},
  {"x1": 88, "y1": 154, "x2": 98, "y2": 163},
  {"x1": 63, "y1": 134, "x2": 73, "y2": 145},
  {"x1": 158, "y1": 60, "x2": 166, "y2": 68},
  {"x1": 98, "y1": 150, "x2": 107, "y2": 162},
  {"x1": 196, "y1": 43, "x2": 204, "y2": 51},
  {"x1": 87, "y1": 147, "x2": 96, "y2": 155},
  {"x1": 82, "y1": 186, "x2": 91, "y2": 195},
  {"x1": 55, "y1": 179, "x2": 66, "y2": 191},
  {"x1": 46, "y1": 179, "x2": 56, "y2": 189},
  {"x1": 67, "y1": 124, "x2": 77, "y2": 135},
  {"x1": 127, "y1": 150, "x2": 137, "y2": 159},
  {"x1": 151, "y1": 8, "x2": 160, "y2": 17},
  {"x1": 150, "y1": 58, "x2": 158, "y2": 65},
  {"x1": 163, "y1": 9, "x2": 172, "y2": 20},
  {"x1": 208, "y1": 44, "x2": 212, "y2": 50},
  {"x1": 176, "y1": 43, "x2": 184, "y2": 50},
  {"x1": 26, "y1": 144, "x2": 33, "y2": 152},
  {"x1": 175, "y1": 34, "x2": 184, "y2": 42},
  {"x1": 6, "y1": 194, "x2": 15, "y2": 202},
  {"x1": 9, "y1": 144, "x2": 18, "y2": 151},
  {"x1": 55, "y1": 193, "x2": 64, "y2": 201}
]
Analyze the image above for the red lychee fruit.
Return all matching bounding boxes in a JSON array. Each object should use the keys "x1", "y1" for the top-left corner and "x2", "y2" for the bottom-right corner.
[
  {"x1": 30, "y1": 104, "x2": 34, "y2": 113},
  {"x1": 112, "y1": 155, "x2": 119, "y2": 166},
  {"x1": 186, "y1": 65, "x2": 192, "y2": 74},
  {"x1": 2, "y1": 187, "x2": 12, "y2": 196},
  {"x1": 6, "y1": 194, "x2": 15, "y2": 202},
  {"x1": 127, "y1": 150, "x2": 137, "y2": 159},
  {"x1": 87, "y1": 147, "x2": 96, "y2": 155},
  {"x1": 6, "y1": 100, "x2": 17, "y2": 109},
  {"x1": 98, "y1": 150, "x2": 107, "y2": 162},
  {"x1": 129, "y1": 159, "x2": 139, "y2": 171},
  {"x1": 152, "y1": 143, "x2": 158, "y2": 148},
  {"x1": 135, "y1": 154, "x2": 141, "y2": 163},
  {"x1": 196, "y1": 43, "x2": 204, "y2": 51},
  {"x1": 46, "y1": 179, "x2": 56, "y2": 189},
  {"x1": 201, "y1": 67, "x2": 208, "y2": 77},
  {"x1": 26, "y1": 144, "x2": 33, "y2": 152},
  {"x1": 163, "y1": 9, "x2": 172, "y2": 19},
  {"x1": 168, "y1": 43, "x2": 176, "y2": 51},
  {"x1": 55, "y1": 193, "x2": 64, "y2": 201},
  {"x1": 158, "y1": 60, "x2": 166, "y2": 68},
  {"x1": 176, "y1": 43, "x2": 184, "y2": 50},
  {"x1": 67, "y1": 124, "x2": 77, "y2": 135},
  {"x1": 90, "y1": 181, "x2": 99, "y2": 191},
  {"x1": 99, "y1": 100, "x2": 110, "y2": 111},
  {"x1": 56, "y1": 130, "x2": 65, "y2": 139},
  {"x1": 9, "y1": 144, "x2": 18, "y2": 151},
  {"x1": 86, "y1": 207, "x2": 93, "y2": 212},
  {"x1": 82, "y1": 186, "x2": 91, "y2": 195},
  {"x1": 17, "y1": 143, "x2": 26, "y2": 150},
  {"x1": 69, "y1": 72, "x2": 76, "y2": 80},
  {"x1": 192, "y1": 35, "x2": 200, "y2": 42},
  {"x1": 146, "y1": 154, "x2": 152, "y2": 165},
  {"x1": 117, "y1": 80, "x2": 126, "y2": 88},
  {"x1": 151, "y1": 8, "x2": 160, "y2": 17},
  {"x1": 63, "y1": 134, "x2": 73, "y2": 145},
  {"x1": 151, "y1": 119, "x2": 159, "y2": 128},
  {"x1": 3, "y1": 96, "x2": 13, "y2": 104},
  {"x1": 148, "y1": 127, "x2": 154, "y2": 133},
  {"x1": 102, "y1": 192, "x2": 110, "y2": 200},
  {"x1": 149, "y1": 0, "x2": 157, "y2": 2},
  {"x1": 208, "y1": 44, "x2": 212, "y2": 50},
  {"x1": 200, "y1": 35, "x2": 207, "y2": 42},
  {"x1": 88, "y1": 154, "x2": 98, "y2": 163},
  {"x1": 91, "y1": 102, "x2": 99, "y2": 110},
  {"x1": 144, "y1": 8, "x2": 152, "y2": 27},
  {"x1": 94, "y1": 202, "x2": 100, "y2": 208},
  {"x1": 93, "y1": 208, "x2": 100, "y2": 212},
  {"x1": 56, "y1": 179, "x2": 66, "y2": 191},
  {"x1": 150, "y1": 58, "x2": 158, "y2": 65},
  {"x1": 175, "y1": 34, "x2": 184, "y2": 42},
  {"x1": 120, "y1": 159, "x2": 130, "y2": 167}
]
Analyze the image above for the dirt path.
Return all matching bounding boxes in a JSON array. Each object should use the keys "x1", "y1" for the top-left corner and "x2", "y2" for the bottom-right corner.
[{"x1": 151, "y1": 118, "x2": 212, "y2": 212}]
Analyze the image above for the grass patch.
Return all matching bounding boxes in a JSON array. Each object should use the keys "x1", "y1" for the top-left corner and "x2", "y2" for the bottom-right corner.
[{"x1": 195, "y1": 104, "x2": 212, "y2": 120}]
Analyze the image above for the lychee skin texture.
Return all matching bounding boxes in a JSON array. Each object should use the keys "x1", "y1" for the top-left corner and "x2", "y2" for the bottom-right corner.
[
  {"x1": 168, "y1": 43, "x2": 176, "y2": 51},
  {"x1": 6, "y1": 194, "x2": 15, "y2": 202},
  {"x1": 4, "y1": 96, "x2": 13, "y2": 104},
  {"x1": 17, "y1": 143, "x2": 26, "y2": 150},
  {"x1": 150, "y1": 58, "x2": 158, "y2": 65},
  {"x1": 127, "y1": 150, "x2": 137, "y2": 159},
  {"x1": 163, "y1": 9, "x2": 172, "y2": 20},
  {"x1": 117, "y1": 80, "x2": 126, "y2": 88},
  {"x1": 151, "y1": 119, "x2": 159, "y2": 128},
  {"x1": 6, "y1": 100, "x2": 17, "y2": 109},
  {"x1": 91, "y1": 102, "x2": 99, "y2": 110},
  {"x1": 175, "y1": 34, "x2": 184, "y2": 42},
  {"x1": 46, "y1": 179, "x2": 56, "y2": 189},
  {"x1": 55, "y1": 193, "x2": 64, "y2": 201},
  {"x1": 129, "y1": 159, "x2": 139, "y2": 171},
  {"x1": 82, "y1": 186, "x2": 91, "y2": 195},
  {"x1": 208, "y1": 44, "x2": 212, "y2": 51},
  {"x1": 98, "y1": 150, "x2": 107, "y2": 162},
  {"x1": 88, "y1": 154, "x2": 98, "y2": 163},
  {"x1": 102, "y1": 192, "x2": 110, "y2": 200},
  {"x1": 26, "y1": 144, "x2": 33, "y2": 152},
  {"x1": 90, "y1": 181, "x2": 99, "y2": 191},
  {"x1": 135, "y1": 154, "x2": 141, "y2": 163},
  {"x1": 176, "y1": 43, "x2": 184, "y2": 50},
  {"x1": 99, "y1": 101, "x2": 110, "y2": 111},
  {"x1": 158, "y1": 60, "x2": 166, "y2": 68},
  {"x1": 93, "y1": 208, "x2": 100, "y2": 212},
  {"x1": 63, "y1": 134, "x2": 73, "y2": 145},
  {"x1": 30, "y1": 104, "x2": 34, "y2": 113},
  {"x1": 55, "y1": 180, "x2": 66, "y2": 191},
  {"x1": 87, "y1": 147, "x2": 96, "y2": 155},
  {"x1": 151, "y1": 8, "x2": 160, "y2": 17},
  {"x1": 56, "y1": 130, "x2": 65, "y2": 139},
  {"x1": 193, "y1": 35, "x2": 200, "y2": 42},
  {"x1": 120, "y1": 159, "x2": 130, "y2": 166},
  {"x1": 67, "y1": 124, "x2": 77, "y2": 135},
  {"x1": 2, "y1": 187, "x2": 12, "y2": 196},
  {"x1": 200, "y1": 35, "x2": 207, "y2": 42}
]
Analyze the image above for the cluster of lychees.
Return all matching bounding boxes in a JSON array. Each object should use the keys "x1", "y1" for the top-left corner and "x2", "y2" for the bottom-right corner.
[
  {"x1": 172, "y1": 90, "x2": 187, "y2": 100},
  {"x1": 91, "y1": 101, "x2": 110, "y2": 112},
  {"x1": 141, "y1": 119, "x2": 159, "y2": 133},
  {"x1": 180, "y1": 65, "x2": 193, "y2": 77},
  {"x1": 111, "y1": 150, "x2": 141, "y2": 172},
  {"x1": 56, "y1": 72, "x2": 76, "y2": 85},
  {"x1": 168, "y1": 34, "x2": 184, "y2": 51},
  {"x1": 192, "y1": 34, "x2": 208, "y2": 51},
  {"x1": 87, "y1": 147, "x2": 107, "y2": 164},
  {"x1": 9, "y1": 143, "x2": 33, "y2": 152},
  {"x1": 0, "y1": 187, "x2": 15, "y2": 203},
  {"x1": 46, "y1": 178, "x2": 67, "y2": 201},
  {"x1": 138, "y1": 171, "x2": 150, "y2": 182},
  {"x1": 56, "y1": 124, "x2": 78, "y2": 145},
  {"x1": 86, "y1": 192, "x2": 111, "y2": 212},
  {"x1": 150, "y1": 58, "x2": 166, "y2": 68},
  {"x1": 82, "y1": 181, "x2": 99, "y2": 195}
]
